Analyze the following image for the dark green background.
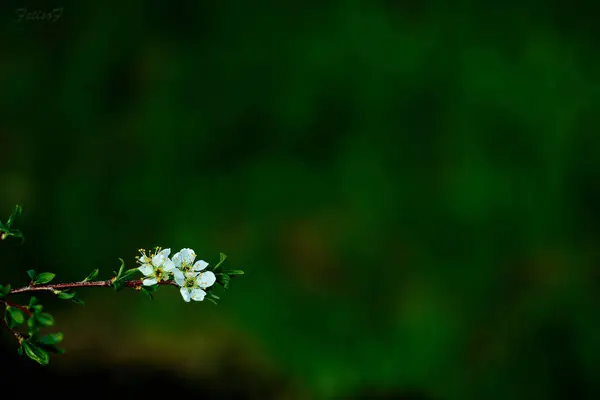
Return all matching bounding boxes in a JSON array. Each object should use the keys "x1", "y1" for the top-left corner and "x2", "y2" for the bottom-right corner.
[{"x1": 1, "y1": 1, "x2": 600, "y2": 399}]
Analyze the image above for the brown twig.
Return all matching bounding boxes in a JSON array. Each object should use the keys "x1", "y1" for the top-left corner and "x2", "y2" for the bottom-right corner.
[
  {"x1": 7, "y1": 279, "x2": 178, "y2": 296},
  {"x1": 1, "y1": 279, "x2": 179, "y2": 346}
]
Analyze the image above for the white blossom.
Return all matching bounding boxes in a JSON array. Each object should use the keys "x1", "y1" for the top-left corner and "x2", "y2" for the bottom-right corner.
[
  {"x1": 137, "y1": 247, "x2": 182, "y2": 286},
  {"x1": 171, "y1": 248, "x2": 216, "y2": 302},
  {"x1": 172, "y1": 248, "x2": 209, "y2": 277}
]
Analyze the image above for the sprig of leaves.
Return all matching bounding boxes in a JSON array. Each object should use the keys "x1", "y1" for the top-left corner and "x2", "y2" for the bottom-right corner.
[
  {"x1": 0, "y1": 284, "x2": 11, "y2": 298},
  {"x1": 206, "y1": 253, "x2": 244, "y2": 304},
  {"x1": 26, "y1": 270, "x2": 56, "y2": 285},
  {"x1": 4, "y1": 296, "x2": 64, "y2": 365},
  {"x1": 54, "y1": 289, "x2": 84, "y2": 305},
  {"x1": 1, "y1": 204, "x2": 245, "y2": 366},
  {"x1": 111, "y1": 258, "x2": 138, "y2": 291},
  {"x1": 0, "y1": 204, "x2": 24, "y2": 241}
]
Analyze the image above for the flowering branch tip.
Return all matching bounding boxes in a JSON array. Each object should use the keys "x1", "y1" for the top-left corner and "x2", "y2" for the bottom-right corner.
[{"x1": 1, "y1": 203, "x2": 245, "y2": 367}]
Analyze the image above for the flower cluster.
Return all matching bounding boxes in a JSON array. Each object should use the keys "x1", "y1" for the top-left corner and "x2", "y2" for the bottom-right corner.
[{"x1": 137, "y1": 247, "x2": 216, "y2": 302}]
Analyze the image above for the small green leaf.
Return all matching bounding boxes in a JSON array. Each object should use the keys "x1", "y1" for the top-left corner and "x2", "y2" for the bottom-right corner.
[
  {"x1": 144, "y1": 284, "x2": 158, "y2": 293},
  {"x1": 34, "y1": 272, "x2": 55, "y2": 285},
  {"x1": 216, "y1": 274, "x2": 230, "y2": 291},
  {"x1": 212, "y1": 252, "x2": 228, "y2": 271},
  {"x1": 1, "y1": 229, "x2": 24, "y2": 242},
  {"x1": 31, "y1": 304, "x2": 43, "y2": 313},
  {"x1": 0, "y1": 284, "x2": 10, "y2": 298},
  {"x1": 6, "y1": 204, "x2": 23, "y2": 229},
  {"x1": 205, "y1": 297, "x2": 218, "y2": 305},
  {"x1": 119, "y1": 268, "x2": 139, "y2": 282},
  {"x1": 140, "y1": 286, "x2": 154, "y2": 300},
  {"x1": 35, "y1": 312, "x2": 54, "y2": 327},
  {"x1": 225, "y1": 270, "x2": 244, "y2": 276},
  {"x1": 22, "y1": 341, "x2": 49, "y2": 365},
  {"x1": 1, "y1": 206, "x2": 25, "y2": 242},
  {"x1": 56, "y1": 290, "x2": 76, "y2": 300},
  {"x1": 7, "y1": 306, "x2": 25, "y2": 325},
  {"x1": 112, "y1": 279, "x2": 123, "y2": 292},
  {"x1": 28, "y1": 296, "x2": 38, "y2": 306},
  {"x1": 38, "y1": 332, "x2": 63, "y2": 345},
  {"x1": 116, "y1": 258, "x2": 125, "y2": 279},
  {"x1": 83, "y1": 268, "x2": 99, "y2": 282},
  {"x1": 26, "y1": 270, "x2": 36, "y2": 281},
  {"x1": 71, "y1": 297, "x2": 84, "y2": 305}
]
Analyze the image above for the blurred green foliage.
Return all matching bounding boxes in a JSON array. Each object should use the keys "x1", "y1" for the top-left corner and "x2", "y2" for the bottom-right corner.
[{"x1": 1, "y1": 1, "x2": 600, "y2": 399}]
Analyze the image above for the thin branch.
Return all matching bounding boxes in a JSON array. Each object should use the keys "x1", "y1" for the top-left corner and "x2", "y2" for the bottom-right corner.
[
  {"x1": 7, "y1": 279, "x2": 179, "y2": 296},
  {"x1": 1, "y1": 278, "x2": 179, "y2": 346}
]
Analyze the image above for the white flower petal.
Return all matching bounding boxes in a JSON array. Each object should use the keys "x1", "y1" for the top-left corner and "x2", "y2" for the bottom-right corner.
[
  {"x1": 152, "y1": 253, "x2": 165, "y2": 267},
  {"x1": 196, "y1": 271, "x2": 216, "y2": 289},
  {"x1": 138, "y1": 255, "x2": 147, "y2": 263},
  {"x1": 180, "y1": 248, "x2": 196, "y2": 265},
  {"x1": 159, "y1": 248, "x2": 171, "y2": 258},
  {"x1": 173, "y1": 270, "x2": 185, "y2": 286},
  {"x1": 190, "y1": 288, "x2": 206, "y2": 301},
  {"x1": 138, "y1": 264, "x2": 154, "y2": 276},
  {"x1": 185, "y1": 270, "x2": 200, "y2": 278},
  {"x1": 172, "y1": 253, "x2": 182, "y2": 269},
  {"x1": 193, "y1": 260, "x2": 208, "y2": 272},
  {"x1": 163, "y1": 259, "x2": 175, "y2": 272},
  {"x1": 180, "y1": 287, "x2": 192, "y2": 302},
  {"x1": 143, "y1": 278, "x2": 158, "y2": 286}
]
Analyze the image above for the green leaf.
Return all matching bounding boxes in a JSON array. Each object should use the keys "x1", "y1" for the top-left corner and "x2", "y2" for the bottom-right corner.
[
  {"x1": 28, "y1": 296, "x2": 37, "y2": 306},
  {"x1": 216, "y1": 274, "x2": 230, "y2": 291},
  {"x1": 0, "y1": 228, "x2": 24, "y2": 242},
  {"x1": 140, "y1": 286, "x2": 154, "y2": 300},
  {"x1": 0, "y1": 284, "x2": 10, "y2": 298},
  {"x1": 144, "y1": 284, "x2": 158, "y2": 293},
  {"x1": 26, "y1": 270, "x2": 36, "y2": 281},
  {"x1": 225, "y1": 270, "x2": 244, "y2": 276},
  {"x1": 112, "y1": 279, "x2": 123, "y2": 292},
  {"x1": 22, "y1": 341, "x2": 49, "y2": 365},
  {"x1": 71, "y1": 297, "x2": 84, "y2": 305},
  {"x1": 6, "y1": 204, "x2": 23, "y2": 229},
  {"x1": 56, "y1": 290, "x2": 76, "y2": 300},
  {"x1": 83, "y1": 268, "x2": 99, "y2": 282},
  {"x1": 5, "y1": 230, "x2": 23, "y2": 241},
  {"x1": 7, "y1": 306, "x2": 25, "y2": 325},
  {"x1": 116, "y1": 258, "x2": 125, "y2": 279},
  {"x1": 119, "y1": 268, "x2": 139, "y2": 282},
  {"x1": 205, "y1": 297, "x2": 218, "y2": 305},
  {"x1": 35, "y1": 312, "x2": 54, "y2": 327},
  {"x1": 209, "y1": 292, "x2": 220, "y2": 300},
  {"x1": 212, "y1": 252, "x2": 228, "y2": 271},
  {"x1": 38, "y1": 332, "x2": 63, "y2": 345},
  {"x1": 34, "y1": 272, "x2": 55, "y2": 285},
  {"x1": 31, "y1": 304, "x2": 43, "y2": 313}
]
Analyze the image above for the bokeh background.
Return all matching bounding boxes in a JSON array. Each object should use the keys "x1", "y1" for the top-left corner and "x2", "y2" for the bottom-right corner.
[{"x1": 1, "y1": 1, "x2": 600, "y2": 399}]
